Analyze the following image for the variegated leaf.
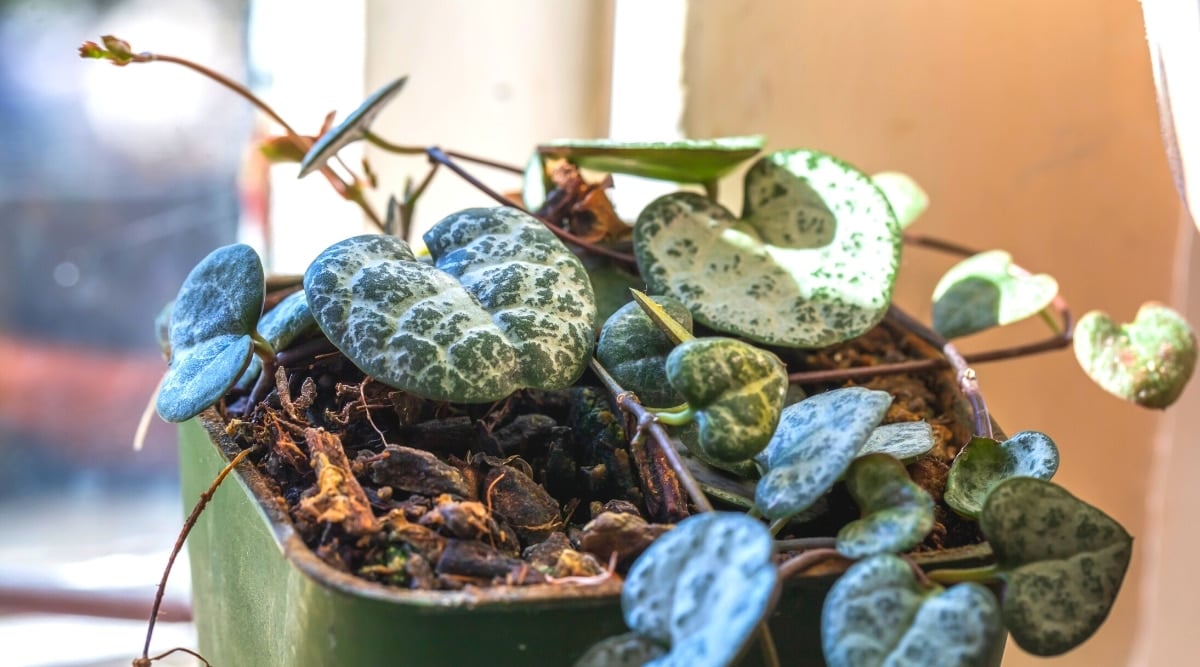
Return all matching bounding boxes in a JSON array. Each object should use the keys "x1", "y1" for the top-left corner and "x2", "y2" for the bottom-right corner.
[
  {"x1": 837, "y1": 454, "x2": 935, "y2": 558},
  {"x1": 597, "y1": 295, "x2": 693, "y2": 408},
  {"x1": 945, "y1": 431, "x2": 1059, "y2": 519}
]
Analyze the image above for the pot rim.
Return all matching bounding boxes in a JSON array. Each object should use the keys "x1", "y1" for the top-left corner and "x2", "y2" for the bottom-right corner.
[{"x1": 195, "y1": 408, "x2": 994, "y2": 613}]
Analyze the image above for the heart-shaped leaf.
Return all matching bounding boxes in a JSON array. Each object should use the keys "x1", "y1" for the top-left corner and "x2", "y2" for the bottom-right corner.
[
  {"x1": 538, "y1": 135, "x2": 765, "y2": 184},
  {"x1": 664, "y1": 338, "x2": 787, "y2": 462},
  {"x1": 857, "y1": 420, "x2": 935, "y2": 461},
  {"x1": 573, "y1": 633, "x2": 666, "y2": 667},
  {"x1": 1073, "y1": 302, "x2": 1197, "y2": 408},
  {"x1": 298, "y1": 76, "x2": 408, "y2": 178},
  {"x1": 304, "y1": 207, "x2": 596, "y2": 403},
  {"x1": 822, "y1": 554, "x2": 1004, "y2": 667},
  {"x1": 871, "y1": 171, "x2": 928, "y2": 229},
  {"x1": 635, "y1": 150, "x2": 901, "y2": 348},
  {"x1": 236, "y1": 290, "x2": 318, "y2": 390},
  {"x1": 981, "y1": 477, "x2": 1133, "y2": 656},
  {"x1": 622, "y1": 512, "x2": 778, "y2": 667},
  {"x1": 754, "y1": 387, "x2": 893, "y2": 520},
  {"x1": 597, "y1": 295, "x2": 693, "y2": 408},
  {"x1": 944, "y1": 431, "x2": 1059, "y2": 519},
  {"x1": 837, "y1": 453, "x2": 935, "y2": 558},
  {"x1": 157, "y1": 244, "x2": 264, "y2": 422},
  {"x1": 932, "y1": 250, "x2": 1058, "y2": 339}
]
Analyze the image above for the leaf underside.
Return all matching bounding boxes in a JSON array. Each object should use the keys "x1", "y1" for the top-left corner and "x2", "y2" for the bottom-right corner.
[
  {"x1": 538, "y1": 135, "x2": 765, "y2": 183},
  {"x1": 299, "y1": 75, "x2": 409, "y2": 178},
  {"x1": 635, "y1": 150, "x2": 902, "y2": 348}
]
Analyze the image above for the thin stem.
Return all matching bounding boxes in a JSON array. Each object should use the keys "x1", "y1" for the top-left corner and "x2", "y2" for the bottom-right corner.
[
  {"x1": 130, "y1": 51, "x2": 383, "y2": 230},
  {"x1": 425, "y1": 147, "x2": 638, "y2": 266},
  {"x1": 926, "y1": 564, "x2": 1001, "y2": 586},
  {"x1": 768, "y1": 517, "x2": 790, "y2": 537},
  {"x1": 362, "y1": 130, "x2": 426, "y2": 155},
  {"x1": 399, "y1": 161, "x2": 441, "y2": 239},
  {"x1": 133, "y1": 373, "x2": 166, "y2": 451},
  {"x1": 773, "y1": 536, "x2": 838, "y2": 552},
  {"x1": 365, "y1": 132, "x2": 525, "y2": 174},
  {"x1": 134, "y1": 647, "x2": 213, "y2": 667},
  {"x1": 591, "y1": 358, "x2": 714, "y2": 513},
  {"x1": 777, "y1": 548, "x2": 845, "y2": 580},
  {"x1": 889, "y1": 305, "x2": 992, "y2": 438},
  {"x1": 757, "y1": 623, "x2": 782, "y2": 667},
  {"x1": 142, "y1": 446, "x2": 256, "y2": 662},
  {"x1": 649, "y1": 406, "x2": 695, "y2": 426}
]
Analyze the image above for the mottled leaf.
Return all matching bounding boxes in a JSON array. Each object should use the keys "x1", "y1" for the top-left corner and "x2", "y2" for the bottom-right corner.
[
  {"x1": 871, "y1": 171, "x2": 928, "y2": 229},
  {"x1": 236, "y1": 290, "x2": 317, "y2": 390},
  {"x1": 304, "y1": 207, "x2": 596, "y2": 403},
  {"x1": 857, "y1": 420, "x2": 934, "y2": 461},
  {"x1": 157, "y1": 244, "x2": 264, "y2": 422},
  {"x1": 665, "y1": 338, "x2": 787, "y2": 462},
  {"x1": 597, "y1": 295, "x2": 693, "y2": 408},
  {"x1": 635, "y1": 150, "x2": 902, "y2": 348},
  {"x1": 981, "y1": 478, "x2": 1133, "y2": 656},
  {"x1": 837, "y1": 454, "x2": 935, "y2": 558},
  {"x1": 538, "y1": 135, "x2": 765, "y2": 184},
  {"x1": 574, "y1": 633, "x2": 666, "y2": 667},
  {"x1": 754, "y1": 387, "x2": 893, "y2": 520},
  {"x1": 299, "y1": 76, "x2": 408, "y2": 178},
  {"x1": 622, "y1": 512, "x2": 778, "y2": 667},
  {"x1": 945, "y1": 432, "x2": 1059, "y2": 519},
  {"x1": 932, "y1": 250, "x2": 1058, "y2": 339},
  {"x1": 1074, "y1": 302, "x2": 1197, "y2": 408},
  {"x1": 822, "y1": 554, "x2": 1004, "y2": 667}
]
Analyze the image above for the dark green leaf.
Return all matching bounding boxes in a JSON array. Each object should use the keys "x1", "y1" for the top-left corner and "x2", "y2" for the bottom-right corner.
[
  {"x1": 299, "y1": 76, "x2": 408, "y2": 178},
  {"x1": 837, "y1": 454, "x2": 935, "y2": 558},
  {"x1": 665, "y1": 338, "x2": 787, "y2": 462},
  {"x1": 622, "y1": 512, "x2": 778, "y2": 667},
  {"x1": 822, "y1": 554, "x2": 1004, "y2": 667},
  {"x1": 538, "y1": 135, "x2": 765, "y2": 183},
  {"x1": 944, "y1": 432, "x2": 1059, "y2": 519},
  {"x1": 931, "y1": 250, "x2": 1058, "y2": 339},
  {"x1": 597, "y1": 295, "x2": 693, "y2": 408},
  {"x1": 1074, "y1": 302, "x2": 1197, "y2": 408},
  {"x1": 981, "y1": 478, "x2": 1133, "y2": 656},
  {"x1": 635, "y1": 150, "x2": 901, "y2": 348}
]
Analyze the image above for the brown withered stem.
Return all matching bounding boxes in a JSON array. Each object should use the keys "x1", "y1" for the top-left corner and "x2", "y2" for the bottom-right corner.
[
  {"x1": 425, "y1": 147, "x2": 639, "y2": 266},
  {"x1": 589, "y1": 358, "x2": 714, "y2": 514},
  {"x1": 140, "y1": 446, "x2": 256, "y2": 664}
]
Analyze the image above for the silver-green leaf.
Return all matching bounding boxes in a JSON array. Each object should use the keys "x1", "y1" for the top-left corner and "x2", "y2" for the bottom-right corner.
[
  {"x1": 597, "y1": 295, "x2": 693, "y2": 408},
  {"x1": 298, "y1": 76, "x2": 408, "y2": 178},
  {"x1": 304, "y1": 208, "x2": 596, "y2": 403},
  {"x1": 1073, "y1": 302, "x2": 1197, "y2": 408},
  {"x1": 622, "y1": 512, "x2": 778, "y2": 667},
  {"x1": 573, "y1": 633, "x2": 666, "y2": 667},
  {"x1": 931, "y1": 250, "x2": 1058, "y2": 339},
  {"x1": 157, "y1": 244, "x2": 264, "y2": 422},
  {"x1": 981, "y1": 477, "x2": 1133, "y2": 656},
  {"x1": 837, "y1": 454, "x2": 935, "y2": 558},
  {"x1": 822, "y1": 554, "x2": 1004, "y2": 667},
  {"x1": 235, "y1": 290, "x2": 317, "y2": 390},
  {"x1": 635, "y1": 150, "x2": 902, "y2": 348},
  {"x1": 944, "y1": 431, "x2": 1059, "y2": 519},
  {"x1": 857, "y1": 420, "x2": 935, "y2": 461},
  {"x1": 754, "y1": 387, "x2": 893, "y2": 520}
]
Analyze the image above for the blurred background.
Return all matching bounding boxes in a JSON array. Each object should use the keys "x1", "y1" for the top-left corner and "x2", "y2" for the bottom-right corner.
[{"x1": 0, "y1": 1, "x2": 1196, "y2": 665}]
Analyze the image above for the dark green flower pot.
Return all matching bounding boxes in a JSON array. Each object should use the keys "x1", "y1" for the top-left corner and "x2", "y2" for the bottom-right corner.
[{"x1": 181, "y1": 412, "x2": 1002, "y2": 667}]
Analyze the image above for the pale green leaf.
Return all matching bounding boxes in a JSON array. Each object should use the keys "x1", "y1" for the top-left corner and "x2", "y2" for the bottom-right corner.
[
  {"x1": 931, "y1": 250, "x2": 1058, "y2": 339},
  {"x1": 538, "y1": 135, "x2": 765, "y2": 183},
  {"x1": 299, "y1": 76, "x2": 408, "y2": 178},
  {"x1": 944, "y1": 432, "x2": 1059, "y2": 519},
  {"x1": 837, "y1": 454, "x2": 935, "y2": 558},
  {"x1": 872, "y1": 171, "x2": 928, "y2": 229},
  {"x1": 635, "y1": 150, "x2": 902, "y2": 348}
]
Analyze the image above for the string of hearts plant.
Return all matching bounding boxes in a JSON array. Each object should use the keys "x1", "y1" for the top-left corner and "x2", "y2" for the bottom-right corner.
[{"x1": 82, "y1": 36, "x2": 1198, "y2": 667}]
